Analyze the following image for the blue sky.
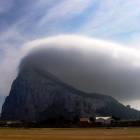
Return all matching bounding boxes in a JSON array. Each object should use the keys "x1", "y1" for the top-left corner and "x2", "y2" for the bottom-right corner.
[
  {"x1": 1, "y1": 0, "x2": 140, "y2": 109},
  {"x1": 1, "y1": 0, "x2": 140, "y2": 45}
]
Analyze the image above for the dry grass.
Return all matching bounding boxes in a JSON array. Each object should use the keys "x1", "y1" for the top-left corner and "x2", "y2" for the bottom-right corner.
[{"x1": 0, "y1": 127, "x2": 140, "y2": 140}]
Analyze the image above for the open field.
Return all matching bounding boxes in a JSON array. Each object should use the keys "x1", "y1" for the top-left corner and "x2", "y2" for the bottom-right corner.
[{"x1": 0, "y1": 127, "x2": 140, "y2": 140}]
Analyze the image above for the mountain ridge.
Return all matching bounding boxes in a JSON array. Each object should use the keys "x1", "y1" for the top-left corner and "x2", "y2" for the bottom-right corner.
[{"x1": 1, "y1": 66, "x2": 140, "y2": 123}]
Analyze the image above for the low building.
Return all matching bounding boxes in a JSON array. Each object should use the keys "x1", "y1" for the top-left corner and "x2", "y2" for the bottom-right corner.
[
  {"x1": 5, "y1": 120, "x2": 22, "y2": 127},
  {"x1": 79, "y1": 117, "x2": 91, "y2": 127},
  {"x1": 95, "y1": 116, "x2": 113, "y2": 126}
]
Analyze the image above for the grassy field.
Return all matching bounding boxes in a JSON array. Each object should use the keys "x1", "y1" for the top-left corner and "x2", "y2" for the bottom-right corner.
[{"x1": 0, "y1": 127, "x2": 140, "y2": 140}]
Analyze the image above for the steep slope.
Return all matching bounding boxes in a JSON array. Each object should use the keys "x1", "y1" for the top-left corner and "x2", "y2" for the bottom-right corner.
[{"x1": 1, "y1": 67, "x2": 140, "y2": 122}]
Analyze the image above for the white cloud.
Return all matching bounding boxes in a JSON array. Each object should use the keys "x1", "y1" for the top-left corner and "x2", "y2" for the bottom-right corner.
[
  {"x1": 126, "y1": 33, "x2": 140, "y2": 48},
  {"x1": 22, "y1": 35, "x2": 140, "y2": 102},
  {"x1": 124, "y1": 100, "x2": 140, "y2": 111},
  {"x1": 0, "y1": 46, "x2": 23, "y2": 96}
]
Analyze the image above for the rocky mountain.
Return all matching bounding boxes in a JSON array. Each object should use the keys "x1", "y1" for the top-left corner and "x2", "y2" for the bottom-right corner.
[{"x1": 1, "y1": 66, "x2": 140, "y2": 123}]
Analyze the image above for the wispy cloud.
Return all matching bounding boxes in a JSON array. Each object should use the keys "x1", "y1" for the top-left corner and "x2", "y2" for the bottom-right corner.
[
  {"x1": 79, "y1": 0, "x2": 140, "y2": 42},
  {"x1": 1, "y1": 0, "x2": 140, "y2": 43},
  {"x1": 38, "y1": 0, "x2": 94, "y2": 26}
]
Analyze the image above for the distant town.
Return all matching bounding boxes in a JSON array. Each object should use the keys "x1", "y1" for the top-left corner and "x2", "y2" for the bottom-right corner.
[{"x1": 0, "y1": 115, "x2": 140, "y2": 128}]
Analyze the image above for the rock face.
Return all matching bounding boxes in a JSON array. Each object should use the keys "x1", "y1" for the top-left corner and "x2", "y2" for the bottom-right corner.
[{"x1": 1, "y1": 67, "x2": 140, "y2": 122}]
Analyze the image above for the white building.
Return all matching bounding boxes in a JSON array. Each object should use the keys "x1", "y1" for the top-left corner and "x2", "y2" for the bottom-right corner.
[{"x1": 95, "y1": 116, "x2": 113, "y2": 125}]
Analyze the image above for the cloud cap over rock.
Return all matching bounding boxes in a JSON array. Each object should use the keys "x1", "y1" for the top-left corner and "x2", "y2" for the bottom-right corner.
[{"x1": 21, "y1": 35, "x2": 140, "y2": 101}]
